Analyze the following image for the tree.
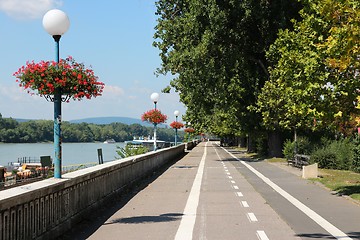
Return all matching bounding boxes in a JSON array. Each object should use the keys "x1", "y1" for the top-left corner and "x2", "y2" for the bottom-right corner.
[
  {"x1": 257, "y1": 0, "x2": 360, "y2": 137},
  {"x1": 154, "y1": 0, "x2": 302, "y2": 154}
]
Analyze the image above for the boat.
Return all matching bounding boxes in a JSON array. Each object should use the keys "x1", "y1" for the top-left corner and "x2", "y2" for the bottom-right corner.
[
  {"x1": 126, "y1": 137, "x2": 168, "y2": 150},
  {"x1": 103, "y1": 139, "x2": 116, "y2": 144}
]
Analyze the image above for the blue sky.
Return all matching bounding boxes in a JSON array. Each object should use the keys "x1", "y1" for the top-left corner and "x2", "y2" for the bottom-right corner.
[{"x1": 0, "y1": 0, "x2": 185, "y2": 122}]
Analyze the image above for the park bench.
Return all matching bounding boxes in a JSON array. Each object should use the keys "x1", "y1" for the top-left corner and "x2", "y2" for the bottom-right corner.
[{"x1": 288, "y1": 154, "x2": 310, "y2": 168}]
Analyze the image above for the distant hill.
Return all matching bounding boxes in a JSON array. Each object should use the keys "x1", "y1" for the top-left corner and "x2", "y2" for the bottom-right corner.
[
  {"x1": 15, "y1": 116, "x2": 168, "y2": 127},
  {"x1": 69, "y1": 116, "x2": 146, "y2": 125},
  {"x1": 69, "y1": 116, "x2": 168, "y2": 128}
]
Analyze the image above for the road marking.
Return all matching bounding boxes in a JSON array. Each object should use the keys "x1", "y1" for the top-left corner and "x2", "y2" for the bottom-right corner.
[
  {"x1": 247, "y1": 212, "x2": 258, "y2": 222},
  {"x1": 257, "y1": 230, "x2": 269, "y2": 240},
  {"x1": 241, "y1": 201, "x2": 249, "y2": 208},
  {"x1": 228, "y1": 176, "x2": 233, "y2": 179},
  {"x1": 226, "y1": 172, "x2": 231, "y2": 175},
  {"x1": 230, "y1": 180, "x2": 236, "y2": 184},
  {"x1": 175, "y1": 142, "x2": 208, "y2": 240},
  {"x1": 233, "y1": 185, "x2": 239, "y2": 190},
  {"x1": 236, "y1": 192, "x2": 243, "y2": 197},
  {"x1": 221, "y1": 146, "x2": 353, "y2": 240}
]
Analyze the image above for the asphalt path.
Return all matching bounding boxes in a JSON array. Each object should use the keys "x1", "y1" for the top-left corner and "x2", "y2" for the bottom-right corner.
[
  {"x1": 60, "y1": 141, "x2": 360, "y2": 240},
  {"x1": 219, "y1": 145, "x2": 360, "y2": 240}
]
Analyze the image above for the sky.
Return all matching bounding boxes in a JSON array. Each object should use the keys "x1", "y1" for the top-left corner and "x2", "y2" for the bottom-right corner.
[{"x1": 0, "y1": 0, "x2": 186, "y2": 122}]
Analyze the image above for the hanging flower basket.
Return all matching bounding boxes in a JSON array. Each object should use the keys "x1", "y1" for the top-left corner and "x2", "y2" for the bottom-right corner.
[
  {"x1": 141, "y1": 109, "x2": 167, "y2": 124},
  {"x1": 13, "y1": 56, "x2": 104, "y2": 101},
  {"x1": 184, "y1": 127, "x2": 195, "y2": 133},
  {"x1": 170, "y1": 121, "x2": 184, "y2": 129}
]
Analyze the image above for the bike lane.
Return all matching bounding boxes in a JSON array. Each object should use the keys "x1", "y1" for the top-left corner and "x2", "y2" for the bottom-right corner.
[{"x1": 219, "y1": 145, "x2": 360, "y2": 240}]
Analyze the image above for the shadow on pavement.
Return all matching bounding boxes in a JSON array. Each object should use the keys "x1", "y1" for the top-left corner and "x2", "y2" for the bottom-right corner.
[
  {"x1": 105, "y1": 213, "x2": 183, "y2": 225},
  {"x1": 297, "y1": 232, "x2": 360, "y2": 239}
]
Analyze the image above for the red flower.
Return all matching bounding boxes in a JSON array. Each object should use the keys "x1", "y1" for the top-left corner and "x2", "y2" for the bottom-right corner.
[
  {"x1": 141, "y1": 109, "x2": 167, "y2": 124},
  {"x1": 170, "y1": 121, "x2": 184, "y2": 129},
  {"x1": 184, "y1": 128, "x2": 195, "y2": 133},
  {"x1": 13, "y1": 56, "x2": 105, "y2": 101}
]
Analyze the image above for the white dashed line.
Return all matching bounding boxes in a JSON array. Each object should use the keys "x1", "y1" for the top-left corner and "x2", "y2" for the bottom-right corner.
[
  {"x1": 257, "y1": 230, "x2": 269, "y2": 240},
  {"x1": 247, "y1": 213, "x2": 258, "y2": 222},
  {"x1": 241, "y1": 201, "x2": 249, "y2": 208},
  {"x1": 233, "y1": 185, "x2": 239, "y2": 190},
  {"x1": 236, "y1": 192, "x2": 243, "y2": 197},
  {"x1": 230, "y1": 180, "x2": 236, "y2": 184},
  {"x1": 228, "y1": 176, "x2": 233, "y2": 179}
]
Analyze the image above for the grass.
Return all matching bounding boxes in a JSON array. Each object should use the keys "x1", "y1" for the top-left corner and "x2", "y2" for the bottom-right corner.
[
  {"x1": 314, "y1": 169, "x2": 360, "y2": 202},
  {"x1": 266, "y1": 157, "x2": 360, "y2": 202}
]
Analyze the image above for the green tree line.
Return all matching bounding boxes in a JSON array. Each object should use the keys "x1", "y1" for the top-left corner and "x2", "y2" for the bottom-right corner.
[
  {"x1": 0, "y1": 114, "x2": 184, "y2": 143},
  {"x1": 153, "y1": 0, "x2": 360, "y2": 156}
]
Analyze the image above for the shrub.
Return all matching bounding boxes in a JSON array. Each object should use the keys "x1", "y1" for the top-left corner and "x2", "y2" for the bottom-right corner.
[
  {"x1": 256, "y1": 134, "x2": 268, "y2": 156},
  {"x1": 311, "y1": 148, "x2": 337, "y2": 169},
  {"x1": 311, "y1": 138, "x2": 354, "y2": 170},
  {"x1": 283, "y1": 139, "x2": 294, "y2": 160},
  {"x1": 282, "y1": 136, "x2": 312, "y2": 160},
  {"x1": 352, "y1": 136, "x2": 360, "y2": 173},
  {"x1": 116, "y1": 144, "x2": 148, "y2": 158},
  {"x1": 327, "y1": 138, "x2": 353, "y2": 170}
]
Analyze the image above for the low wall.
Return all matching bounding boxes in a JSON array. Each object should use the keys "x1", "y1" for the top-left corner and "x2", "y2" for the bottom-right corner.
[{"x1": 0, "y1": 144, "x2": 185, "y2": 240}]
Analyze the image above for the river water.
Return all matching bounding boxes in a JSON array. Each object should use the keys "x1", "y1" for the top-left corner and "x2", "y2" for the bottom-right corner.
[{"x1": 0, "y1": 142, "x2": 125, "y2": 167}]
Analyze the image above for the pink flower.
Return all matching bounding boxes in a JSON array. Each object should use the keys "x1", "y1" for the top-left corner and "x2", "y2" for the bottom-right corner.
[
  {"x1": 141, "y1": 109, "x2": 167, "y2": 124},
  {"x1": 13, "y1": 56, "x2": 105, "y2": 101},
  {"x1": 170, "y1": 121, "x2": 184, "y2": 129}
]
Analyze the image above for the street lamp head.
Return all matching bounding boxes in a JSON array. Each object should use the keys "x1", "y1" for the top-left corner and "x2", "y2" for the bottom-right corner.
[
  {"x1": 174, "y1": 110, "x2": 180, "y2": 117},
  {"x1": 42, "y1": 9, "x2": 70, "y2": 36},
  {"x1": 150, "y1": 92, "x2": 160, "y2": 103}
]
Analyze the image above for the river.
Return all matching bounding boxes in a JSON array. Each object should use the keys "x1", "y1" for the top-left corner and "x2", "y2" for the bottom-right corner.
[{"x1": 0, "y1": 142, "x2": 125, "y2": 167}]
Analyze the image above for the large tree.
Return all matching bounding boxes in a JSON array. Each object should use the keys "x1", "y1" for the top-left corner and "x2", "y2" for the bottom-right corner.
[
  {"x1": 154, "y1": 0, "x2": 301, "y2": 153},
  {"x1": 257, "y1": 0, "x2": 360, "y2": 136}
]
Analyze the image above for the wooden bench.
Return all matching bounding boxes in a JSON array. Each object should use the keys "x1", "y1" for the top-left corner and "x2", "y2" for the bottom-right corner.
[{"x1": 289, "y1": 154, "x2": 310, "y2": 168}]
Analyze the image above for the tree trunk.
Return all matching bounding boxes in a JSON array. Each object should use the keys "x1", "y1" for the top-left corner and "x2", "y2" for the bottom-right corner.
[
  {"x1": 268, "y1": 130, "x2": 283, "y2": 157},
  {"x1": 238, "y1": 137, "x2": 247, "y2": 148},
  {"x1": 247, "y1": 133, "x2": 256, "y2": 153}
]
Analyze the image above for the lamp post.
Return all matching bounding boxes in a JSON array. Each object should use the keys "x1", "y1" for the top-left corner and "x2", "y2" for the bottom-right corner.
[
  {"x1": 43, "y1": 9, "x2": 70, "y2": 178},
  {"x1": 150, "y1": 92, "x2": 159, "y2": 151},
  {"x1": 187, "y1": 122, "x2": 191, "y2": 142},
  {"x1": 174, "y1": 110, "x2": 180, "y2": 145}
]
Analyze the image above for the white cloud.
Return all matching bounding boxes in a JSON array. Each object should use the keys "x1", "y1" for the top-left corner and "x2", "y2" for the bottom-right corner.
[
  {"x1": 102, "y1": 85, "x2": 125, "y2": 99},
  {"x1": 0, "y1": 0, "x2": 62, "y2": 19}
]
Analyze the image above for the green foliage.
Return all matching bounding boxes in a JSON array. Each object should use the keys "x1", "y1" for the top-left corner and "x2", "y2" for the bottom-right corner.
[
  {"x1": 282, "y1": 136, "x2": 312, "y2": 160},
  {"x1": 311, "y1": 138, "x2": 354, "y2": 170},
  {"x1": 116, "y1": 144, "x2": 148, "y2": 158},
  {"x1": 311, "y1": 148, "x2": 337, "y2": 169},
  {"x1": 283, "y1": 139, "x2": 294, "y2": 160},
  {"x1": 255, "y1": 133, "x2": 268, "y2": 157},
  {"x1": 352, "y1": 137, "x2": 360, "y2": 173},
  {"x1": 258, "y1": 0, "x2": 360, "y2": 132},
  {"x1": 154, "y1": 0, "x2": 301, "y2": 138}
]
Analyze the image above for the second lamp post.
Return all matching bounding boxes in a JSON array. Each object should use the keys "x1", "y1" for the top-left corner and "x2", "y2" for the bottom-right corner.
[
  {"x1": 174, "y1": 110, "x2": 180, "y2": 145},
  {"x1": 150, "y1": 92, "x2": 159, "y2": 151}
]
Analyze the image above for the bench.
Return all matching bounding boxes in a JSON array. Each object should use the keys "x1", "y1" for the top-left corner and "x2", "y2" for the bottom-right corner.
[{"x1": 288, "y1": 154, "x2": 310, "y2": 168}]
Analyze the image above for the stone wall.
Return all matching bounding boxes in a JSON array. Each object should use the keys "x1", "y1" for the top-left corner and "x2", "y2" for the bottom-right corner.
[{"x1": 0, "y1": 144, "x2": 185, "y2": 240}]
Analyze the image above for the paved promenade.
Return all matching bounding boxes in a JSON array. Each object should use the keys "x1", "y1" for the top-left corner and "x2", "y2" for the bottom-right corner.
[{"x1": 61, "y1": 142, "x2": 360, "y2": 240}]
